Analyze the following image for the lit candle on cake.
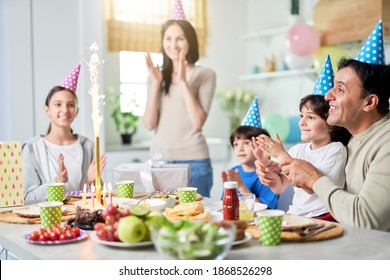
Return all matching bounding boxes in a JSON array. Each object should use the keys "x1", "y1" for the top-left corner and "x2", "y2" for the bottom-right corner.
[
  {"x1": 102, "y1": 183, "x2": 107, "y2": 207},
  {"x1": 91, "y1": 184, "x2": 95, "y2": 209},
  {"x1": 82, "y1": 183, "x2": 87, "y2": 206},
  {"x1": 87, "y1": 41, "x2": 105, "y2": 203},
  {"x1": 108, "y1": 182, "x2": 113, "y2": 205}
]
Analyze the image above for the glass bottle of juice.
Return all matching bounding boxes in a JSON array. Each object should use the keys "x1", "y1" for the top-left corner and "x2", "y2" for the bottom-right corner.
[{"x1": 222, "y1": 181, "x2": 239, "y2": 220}]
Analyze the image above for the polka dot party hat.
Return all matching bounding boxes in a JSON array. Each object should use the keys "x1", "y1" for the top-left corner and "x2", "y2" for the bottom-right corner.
[
  {"x1": 241, "y1": 97, "x2": 262, "y2": 128},
  {"x1": 356, "y1": 20, "x2": 386, "y2": 65},
  {"x1": 171, "y1": 0, "x2": 186, "y2": 20},
  {"x1": 312, "y1": 55, "x2": 334, "y2": 96},
  {"x1": 60, "y1": 64, "x2": 81, "y2": 93}
]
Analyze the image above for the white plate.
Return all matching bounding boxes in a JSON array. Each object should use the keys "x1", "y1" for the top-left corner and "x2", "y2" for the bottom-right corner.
[
  {"x1": 13, "y1": 206, "x2": 68, "y2": 218},
  {"x1": 254, "y1": 202, "x2": 267, "y2": 212},
  {"x1": 90, "y1": 232, "x2": 153, "y2": 248},
  {"x1": 66, "y1": 190, "x2": 92, "y2": 198},
  {"x1": 205, "y1": 201, "x2": 267, "y2": 213},
  {"x1": 232, "y1": 232, "x2": 252, "y2": 246},
  {"x1": 74, "y1": 197, "x2": 132, "y2": 207}
]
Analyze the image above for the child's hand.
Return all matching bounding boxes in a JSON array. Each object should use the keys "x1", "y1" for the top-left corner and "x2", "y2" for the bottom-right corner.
[
  {"x1": 251, "y1": 136, "x2": 269, "y2": 162},
  {"x1": 257, "y1": 133, "x2": 291, "y2": 162}
]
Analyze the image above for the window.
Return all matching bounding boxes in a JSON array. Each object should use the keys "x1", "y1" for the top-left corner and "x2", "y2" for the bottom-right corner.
[{"x1": 119, "y1": 51, "x2": 162, "y2": 116}]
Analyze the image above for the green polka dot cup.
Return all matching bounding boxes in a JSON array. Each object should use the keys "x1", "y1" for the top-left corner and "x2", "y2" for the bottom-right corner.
[
  {"x1": 177, "y1": 187, "x2": 198, "y2": 203},
  {"x1": 117, "y1": 180, "x2": 135, "y2": 198},
  {"x1": 257, "y1": 210, "x2": 285, "y2": 246},
  {"x1": 46, "y1": 183, "x2": 65, "y2": 202},
  {"x1": 39, "y1": 201, "x2": 63, "y2": 229}
]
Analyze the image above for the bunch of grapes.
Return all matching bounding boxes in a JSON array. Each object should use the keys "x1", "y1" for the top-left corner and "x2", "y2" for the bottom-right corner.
[{"x1": 93, "y1": 204, "x2": 130, "y2": 242}]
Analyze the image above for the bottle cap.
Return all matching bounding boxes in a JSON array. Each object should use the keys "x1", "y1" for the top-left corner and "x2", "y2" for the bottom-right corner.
[{"x1": 224, "y1": 181, "x2": 238, "y2": 189}]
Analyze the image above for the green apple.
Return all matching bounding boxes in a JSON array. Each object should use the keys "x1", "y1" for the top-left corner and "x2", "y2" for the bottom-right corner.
[{"x1": 117, "y1": 216, "x2": 146, "y2": 243}]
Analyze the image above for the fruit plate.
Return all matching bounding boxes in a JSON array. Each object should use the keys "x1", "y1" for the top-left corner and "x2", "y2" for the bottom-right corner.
[
  {"x1": 90, "y1": 232, "x2": 153, "y2": 248},
  {"x1": 24, "y1": 229, "x2": 89, "y2": 245},
  {"x1": 66, "y1": 190, "x2": 92, "y2": 198},
  {"x1": 232, "y1": 232, "x2": 252, "y2": 246}
]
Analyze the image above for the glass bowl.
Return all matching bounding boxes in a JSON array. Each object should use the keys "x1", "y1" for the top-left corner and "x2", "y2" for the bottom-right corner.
[{"x1": 151, "y1": 220, "x2": 236, "y2": 260}]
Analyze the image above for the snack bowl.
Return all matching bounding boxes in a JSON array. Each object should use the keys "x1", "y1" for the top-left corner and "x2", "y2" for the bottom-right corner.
[
  {"x1": 152, "y1": 194, "x2": 177, "y2": 208},
  {"x1": 151, "y1": 219, "x2": 236, "y2": 260},
  {"x1": 120, "y1": 198, "x2": 166, "y2": 212}
]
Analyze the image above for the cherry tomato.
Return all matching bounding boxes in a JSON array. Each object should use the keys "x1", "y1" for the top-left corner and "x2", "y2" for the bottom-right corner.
[
  {"x1": 29, "y1": 231, "x2": 40, "y2": 241},
  {"x1": 72, "y1": 227, "x2": 81, "y2": 237},
  {"x1": 49, "y1": 231, "x2": 59, "y2": 241}
]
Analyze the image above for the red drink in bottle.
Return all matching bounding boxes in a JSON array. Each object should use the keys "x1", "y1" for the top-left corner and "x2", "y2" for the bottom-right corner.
[{"x1": 222, "y1": 181, "x2": 239, "y2": 220}]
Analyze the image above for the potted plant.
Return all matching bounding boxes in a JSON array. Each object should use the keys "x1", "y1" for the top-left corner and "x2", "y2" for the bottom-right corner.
[
  {"x1": 216, "y1": 88, "x2": 255, "y2": 132},
  {"x1": 110, "y1": 95, "x2": 139, "y2": 145}
]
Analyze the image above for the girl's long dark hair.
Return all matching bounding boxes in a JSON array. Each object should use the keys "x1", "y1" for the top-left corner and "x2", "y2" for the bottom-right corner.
[{"x1": 160, "y1": 20, "x2": 199, "y2": 95}]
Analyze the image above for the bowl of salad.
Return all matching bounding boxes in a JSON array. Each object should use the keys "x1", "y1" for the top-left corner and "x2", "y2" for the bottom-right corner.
[{"x1": 151, "y1": 219, "x2": 236, "y2": 260}]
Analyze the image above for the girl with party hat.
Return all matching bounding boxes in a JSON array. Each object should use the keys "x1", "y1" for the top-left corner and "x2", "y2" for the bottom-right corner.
[
  {"x1": 22, "y1": 65, "x2": 107, "y2": 200},
  {"x1": 143, "y1": 0, "x2": 216, "y2": 197},
  {"x1": 253, "y1": 56, "x2": 351, "y2": 221}
]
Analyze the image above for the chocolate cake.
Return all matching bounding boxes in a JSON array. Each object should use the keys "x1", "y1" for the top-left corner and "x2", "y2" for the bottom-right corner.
[{"x1": 74, "y1": 206, "x2": 104, "y2": 228}]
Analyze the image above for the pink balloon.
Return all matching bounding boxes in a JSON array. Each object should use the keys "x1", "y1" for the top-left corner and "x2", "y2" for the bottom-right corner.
[{"x1": 286, "y1": 23, "x2": 320, "y2": 56}]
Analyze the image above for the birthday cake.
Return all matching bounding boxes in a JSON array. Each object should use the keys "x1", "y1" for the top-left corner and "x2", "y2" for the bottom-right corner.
[{"x1": 74, "y1": 206, "x2": 104, "y2": 228}]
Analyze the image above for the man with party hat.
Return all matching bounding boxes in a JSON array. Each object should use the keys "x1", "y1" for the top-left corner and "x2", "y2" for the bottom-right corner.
[
  {"x1": 254, "y1": 53, "x2": 351, "y2": 221},
  {"x1": 221, "y1": 96, "x2": 279, "y2": 209},
  {"x1": 22, "y1": 64, "x2": 105, "y2": 201},
  {"x1": 273, "y1": 19, "x2": 390, "y2": 231}
]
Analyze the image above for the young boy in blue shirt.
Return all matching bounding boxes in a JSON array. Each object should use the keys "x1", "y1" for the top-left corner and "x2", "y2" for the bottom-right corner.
[{"x1": 221, "y1": 125, "x2": 279, "y2": 209}]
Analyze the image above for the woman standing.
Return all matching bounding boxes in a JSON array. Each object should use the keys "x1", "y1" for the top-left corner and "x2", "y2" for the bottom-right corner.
[
  {"x1": 143, "y1": 2, "x2": 216, "y2": 197},
  {"x1": 23, "y1": 65, "x2": 106, "y2": 200}
]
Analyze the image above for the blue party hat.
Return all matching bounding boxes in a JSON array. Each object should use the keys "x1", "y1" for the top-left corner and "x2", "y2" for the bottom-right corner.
[
  {"x1": 312, "y1": 55, "x2": 334, "y2": 96},
  {"x1": 241, "y1": 97, "x2": 262, "y2": 128},
  {"x1": 356, "y1": 20, "x2": 386, "y2": 65}
]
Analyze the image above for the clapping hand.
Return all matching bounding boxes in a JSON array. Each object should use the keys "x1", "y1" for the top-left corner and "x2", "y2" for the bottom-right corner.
[
  {"x1": 145, "y1": 53, "x2": 162, "y2": 84},
  {"x1": 56, "y1": 153, "x2": 68, "y2": 183}
]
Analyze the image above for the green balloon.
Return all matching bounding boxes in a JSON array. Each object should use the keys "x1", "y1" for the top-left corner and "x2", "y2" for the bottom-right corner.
[
  {"x1": 313, "y1": 45, "x2": 349, "y2": 74},
  {"x1": 261, "y1": 113, "x2": 290, "y2": 142}
]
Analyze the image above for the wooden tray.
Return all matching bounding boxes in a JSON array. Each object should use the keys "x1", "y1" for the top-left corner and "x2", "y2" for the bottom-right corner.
[
  {"x1": 246, "y1": 219, "x2": 343, "y2": 242},
  {"x1": 0, "y1": 205, "x2": 76, "y2": 225}
]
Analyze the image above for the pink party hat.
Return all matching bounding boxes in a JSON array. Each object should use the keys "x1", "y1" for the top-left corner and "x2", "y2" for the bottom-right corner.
[
  {"x1": 171, "y1": 0, "x2": 186, "y2": 20},
  {"x1": 312, "y1": 55, "x2": 334, "y2": 96},
  {"x1": 356, "y1": 20, "x2": 386, "y2": 65},
  {"x1": 242, "y1": 97, "x2": 262, "y2": 128},
  {"x1": 60, "y1": 64, "x2": 81, "y2": 93}
]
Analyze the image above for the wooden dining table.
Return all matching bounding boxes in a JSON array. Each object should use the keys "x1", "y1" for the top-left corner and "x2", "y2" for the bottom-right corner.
[{"x1": 1, "y1": 197, "x2": 390, "y2": 260}]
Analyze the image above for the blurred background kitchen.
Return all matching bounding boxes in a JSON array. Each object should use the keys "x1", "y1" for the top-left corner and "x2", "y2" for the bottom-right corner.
[{"x1": 1, "y1": 0, "x2": 389, "y2": 202}]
